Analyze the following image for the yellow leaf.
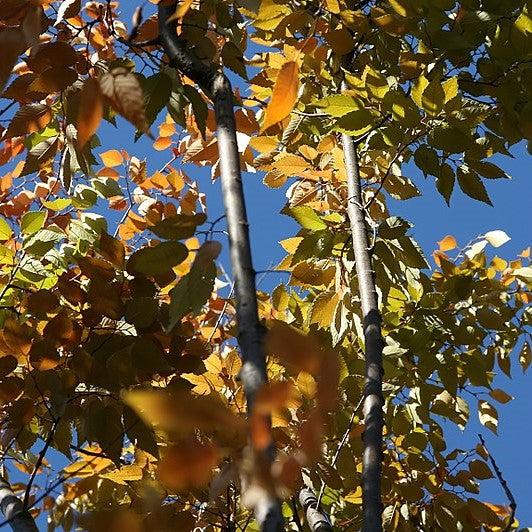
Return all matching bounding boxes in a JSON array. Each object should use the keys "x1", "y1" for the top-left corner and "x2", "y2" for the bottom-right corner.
[
  {"x1": 101, "y1": 464, "x2": 143, "y2": 485},
  {"x1": 100, "y1": 150, "x2": 123, "y2": 167},
  {"x1": 261, "y1": 61, "x2": 299, "y2": 132},
  {"x1": 438, "y1": 235, "x2": 457, "y2": 252},
  {"x1": 344, "y1": 486, "x2": 363, "y2": 504},
  {"x1": 77, "y1": 77, "x2": 103, "y2": 149},
  {"x1": 168, "y1": 0, "x2": 195, "y2": 21},
  {"x1": 442, "y1": 76, "x2": 458, "y2": 102}
]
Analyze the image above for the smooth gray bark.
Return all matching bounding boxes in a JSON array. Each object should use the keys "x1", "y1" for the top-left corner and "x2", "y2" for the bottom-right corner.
[
  {"x1": 299, "y1": 489, "x2": 333, "y2": 531},
  {"x1": 0, "y1": 477, "x2": 38, "y2": 532},
  {"x1": 158, "y1": 5, "x2": 283, "y2": 530},
  {"x1": 341, "y1": 122, "x2": 384, "y2": 531}
]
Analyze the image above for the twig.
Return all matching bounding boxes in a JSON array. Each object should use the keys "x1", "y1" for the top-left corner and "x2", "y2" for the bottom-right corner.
[
  {"x1": 478, "y1": 434, "x2": 517, "y2": 532},
  {"x1": 317, "y1": 395, "x2": 364, "y2": 507},
  {"x1": 22, "y1": 421, "x2": 58, "y2": 509}
]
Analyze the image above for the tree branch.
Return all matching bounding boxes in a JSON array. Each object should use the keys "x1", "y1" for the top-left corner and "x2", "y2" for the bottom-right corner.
[
  {"x1": 158, "y1": 4, "x2": 283, "y2": 530},
  {"x1": 341, "y1": 82, "x2": 384, "y2": 532},
  {"x1": 478, "y1": 434, "x2": 517, "y2": 532}
]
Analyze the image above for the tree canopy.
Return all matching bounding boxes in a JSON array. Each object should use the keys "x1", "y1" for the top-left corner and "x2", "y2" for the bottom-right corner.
[{"x1": 0, "y1": 0, "x2": 530, "y2": 531}]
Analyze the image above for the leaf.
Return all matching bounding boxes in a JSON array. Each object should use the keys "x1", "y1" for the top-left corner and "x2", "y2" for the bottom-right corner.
[
  {"x1": 149, "y1": 213, "x2": 206, "y2": 240},
  {"x1": 489, "y1": 389, "x2": 512, "y2": 404},
  {"x1": 261, "y1": 61, "x2": 299, "y2": 131},
  {"x1": 442, "y1": 77, "x2": 458, "y2": 102},
  {"x1": 100, "y1": 150, "x2": 123, "y2": 167},
  {"x1": 316, "y1": 94, "x2": 362, "y2": 117},
  {"x1": 168, "y1": 0, "x2": 195, "y2": 21},
  {"x1": 5, "y1": 104, "x2": 52, "y2": 138},
  {"x1": 284, "y1": 206, "x2": 327, "y2": 231},
  {"x1": 101, "y1": 464, "x2": 143, "y2": 485},
  {"x1": 0, "y1": 28, "x2": 25, "y2": 93},
  {"x1": 519, "y1": 341, "x2": 531, "y2": 373},
  {"x1": 99, "y1": 67, "x2": 149, "y2": 134},
  {"x1": 334, "y1": 109, "x2": 374, "y2": 135},
  {"x1": 158, "y1": 441, "x2": 218, "y2": 491},
  {"x1": 478, "y1": 400, "x2": 498, "y2": 434},
  {"x1": 20, "y1": 136, "x2": 60, "y2": 177},
  {"x1": 77, "y1": 77, "x2": 103, "y2": 149},
  {"x1": 55, "y1": 0, "x2": 81, "y2": 25},
  {"x1": 141, "y1": 72, "x2": 172, "y2": 133},
  {"x1": 457, "y1": 166, "x2": 492, "y2": 205},
  {"x1": 167, "y1": 241, "x2": 219, "y2": 329},
  {"x1": 0, "y1": 217, "x2": 12, "y2": 241},
  {"x1": 483, "y1": 230, "x2": 510, "y2": 248},
  {"x1": 422, "y1": 78, "x2": 445, "y2": 116},
  {"x1": 123, "y1": 388, "x2": 243, "y2": 435},
  {"x1": 469, "y1": 460, "x2": 493, "y2": 480},
  {"x1": 436, "y1": 164, "x2": 455, "y2": 205},
  {"x1": 28, "y1": 66, "x2": 78, "y2": 93},
  {"x1": 127, "y1": 241, "x2": 188, "y2": 276},
  {"x1": 21, "y1": 211, "x2": 47, "y2": 235},
  {"x1": 438, "y1": 235, "x2": 457, "y2": 252}
]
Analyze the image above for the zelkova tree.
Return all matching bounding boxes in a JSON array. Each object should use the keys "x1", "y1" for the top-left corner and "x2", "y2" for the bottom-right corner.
[{"x1": 0, "y1": 1, "x2": 530, "y2": 532}]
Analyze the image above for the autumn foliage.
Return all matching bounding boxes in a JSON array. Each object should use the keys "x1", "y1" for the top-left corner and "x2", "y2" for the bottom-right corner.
[{"x1": 0, "y1": 0, "x2": 530, "y2": 530}]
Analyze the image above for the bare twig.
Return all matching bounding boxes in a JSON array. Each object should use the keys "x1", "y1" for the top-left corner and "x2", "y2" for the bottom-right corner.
[{"x1": 478, "y1": 434, "x2": 517, "y2": 532}]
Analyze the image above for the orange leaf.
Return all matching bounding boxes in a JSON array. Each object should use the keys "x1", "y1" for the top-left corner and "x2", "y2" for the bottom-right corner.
[
  {"x1": 157, "y1": 440, "x2": 218, "y2": 491},
  {"x1": 261, "y1": 61, "x2": 299, "y2": 132},
  {"x1": 77, "y1": 77, "x2": 103, "y2": 149},
  {"x1": 100, "y1": 150, "x2": 123, "y2": 167},
  {"x1": 153, "y1": 136, "x2": 172, "y2": 151},
  {"x1": 438, "y1": 235, "x2": 457, "y2": 252}
]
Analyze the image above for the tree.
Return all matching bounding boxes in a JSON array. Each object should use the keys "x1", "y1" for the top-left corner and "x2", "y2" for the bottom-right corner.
[{"x1": 0, "y1": 1, "x2": 530, "y2": 531}]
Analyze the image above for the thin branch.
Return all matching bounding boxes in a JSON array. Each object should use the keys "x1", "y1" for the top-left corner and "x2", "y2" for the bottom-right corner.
[
  {"x1": 478, "y1": 434, "x2": 517, "y2": 532},
  {"x1": 316, "y1": 395, "x2": 365, "y2": 507},
  {"x1": 22, "y1": 421, "x2": 58, "y2": 509}
]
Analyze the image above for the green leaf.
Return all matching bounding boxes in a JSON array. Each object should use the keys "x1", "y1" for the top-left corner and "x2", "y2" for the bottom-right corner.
[
  {"x1": 457, "y1": 166, "x2": 492, "y2": 205},
  {"x1": 24, "y1": 228, "x2": 64, "y2": 256},
  {"x1": 414, "y1": 145, "x2": 439, "y2": 176},
  {"x1": 422, "y1": 78, "x2": 445, "y2": 116},
  {"x1": 167, "y1": 258, "x2": 216, "y2": 330},
  {"x1": 42, "y1": 198, "x2": 72, "y2": 211},
  {"x1": 315, "y1": 94, "x2": 363, "y2": 117},
  {"x1": 141, "y1": 71, "x2": 173, "y2": 132},
  {"x1": 284, "y1": 206, "x2": 327, "y2": 231},
  {"x1": 183, "y1": 85, "x2": 208, "y2": 139},
  {"x1": 478, "y1": 400, "x2": 498, "y2": 434},
  {"x1": 149, "y1": 213, "x2": 207, "y2": 240},
  {"x1": 21, "y1": 211, "x2": 47, "y2": 235},
  {"x1": 333, "y1": 109, "x2": 375, "y2": 136},
  {"x1": 127, "y1": 241, "x2": 188, "y2": 276},
  {"x1": 436, "y1": 163, "x2": 455, "y2": 205},
  {"x1": 0, "y1": 217, "x2": 12, "y2": 241}
]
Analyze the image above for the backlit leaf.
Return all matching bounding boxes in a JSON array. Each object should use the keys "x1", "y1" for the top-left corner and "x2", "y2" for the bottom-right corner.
[{"x1": 262, "y1": 61, "x2": 299, "y2": 131}]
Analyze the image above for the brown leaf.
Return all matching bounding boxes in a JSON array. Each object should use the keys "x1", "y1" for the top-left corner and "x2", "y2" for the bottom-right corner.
[
  {"x1": 99, "y1": 67, "x2": 149, "y2": 134},
  {"x1": 5, "y1": 103, "x2": 52, "y2": 138},
  {"x1": 261, "y1": 61, "x2": 299, "y2": 132},
  {"x1": 77, "y1": 77, "x2": 103, "y2": 148},
  {"x1": 0, "y1": 28, "x2": 25, "y2": 93},
  {"x1": 22, "y1": 3, "x2": 42, "y2": 49},
  {"x1": 28, "y1": 66, "x2": 78, "y2": 93}
]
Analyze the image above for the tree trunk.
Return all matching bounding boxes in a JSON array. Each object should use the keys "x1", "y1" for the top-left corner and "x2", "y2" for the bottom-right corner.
[
  {"x1": 0, "y1": 477, "x2": 38, "y2": 532},
  {"x1": 158, "y1": 5, "x2": 283, "y2": 530},
  {"x1": 341, "y1": 120, "x2": 384, "y2": 531}
]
